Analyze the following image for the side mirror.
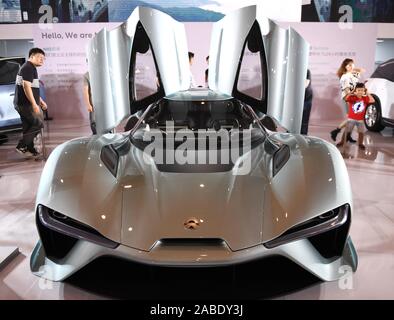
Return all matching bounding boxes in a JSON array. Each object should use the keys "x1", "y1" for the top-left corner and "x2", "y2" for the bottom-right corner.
[
  {"x1": 124, "y1": 116, "x2": 139, "y2": 132},
  {"x1": 255, "y1": 112, "x2": 289, "y2": 133},
  {"x1": 260, "y1": 115, "x2": 277, "y2": 132}
]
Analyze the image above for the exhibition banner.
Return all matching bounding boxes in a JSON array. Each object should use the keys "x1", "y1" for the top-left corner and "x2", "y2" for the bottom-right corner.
[
  {"x1": 302, "y1": 0, "x2": 394, "y2": 23},
  {"x1": 8, "y1": 0, "x2": 394, "y2": 24},
  {"x1": 1, "y1": 0, "x2": 302, "y2": 23},
  {"x1": 108, "y1": 0, "x2": 302, "y2": 22},
  {"x1": 24, "y1": 1, "x2": 302, "y2": 120},
  {"x1": 31, "y1": 21, "x2": 378, "y2": 122},
  {"x1": 32, "y1": 23, "x2": 119, "y2": 120},
  {"x1": 32, "y1": 21, "x2": 212, "y2": 120},
  {"x1": 26, "y1": 2, "x2": 377, "y2": 123}
]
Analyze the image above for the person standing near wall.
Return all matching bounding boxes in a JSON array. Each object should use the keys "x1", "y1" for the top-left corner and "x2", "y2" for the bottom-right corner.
[
  {"x1": 83, "y1": 68, "x2": 96, "y2": 135},
  {"x1": 14, "y1": 47, "x2": 47, "y2": 157},
  {"x1": 205, "y1": 55, "x2": 209, "y2": 87},
  {"x1": 301, "y1": 69, "x2": 313, "y2": 135},
  {"x1": 188, "y1": 51, "x2": 197, "y2": 88},
  {"x1": 330, "y1": 58, "x2": 365, "y2": 143}
]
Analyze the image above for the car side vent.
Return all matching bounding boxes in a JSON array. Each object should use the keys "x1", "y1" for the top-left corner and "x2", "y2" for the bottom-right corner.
[
  {"x1": 100, "y1": 144, "x2": 119, "y2": 177},
  {"x1": 272, "y1": 145, "x2": 290, "y2": 177}
]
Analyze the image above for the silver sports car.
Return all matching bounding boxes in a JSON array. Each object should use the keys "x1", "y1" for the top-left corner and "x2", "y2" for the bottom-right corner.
[{"x1": 31, "y1": 6, "x2": 358, "y2": 282}]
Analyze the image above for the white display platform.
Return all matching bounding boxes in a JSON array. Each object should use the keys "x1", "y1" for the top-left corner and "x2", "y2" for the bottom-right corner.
[{"x1": 0, "y1": 246, "x2": 19, "y2": 270}]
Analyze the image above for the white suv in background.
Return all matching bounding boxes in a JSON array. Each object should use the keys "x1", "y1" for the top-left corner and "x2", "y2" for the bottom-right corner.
[
  {"x1": 365, "y1": 59, "x2": 394, "y2": 132},
  {"x1": 0, "y1": 57, "x2": 25, "y2": 131}
]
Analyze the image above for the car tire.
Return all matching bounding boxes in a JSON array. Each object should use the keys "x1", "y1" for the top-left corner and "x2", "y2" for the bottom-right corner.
[{"x1": 364, "y1": 95, "x2": 385, "y2": 132}]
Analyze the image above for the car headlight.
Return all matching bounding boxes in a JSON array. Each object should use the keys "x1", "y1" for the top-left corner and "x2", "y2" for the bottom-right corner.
[
  {"x1": 264, "y1": 204, "x2": 349, "y2": 249},
  {"x1": 37, "y1": 205, "x2": 119, "y2": 249}
]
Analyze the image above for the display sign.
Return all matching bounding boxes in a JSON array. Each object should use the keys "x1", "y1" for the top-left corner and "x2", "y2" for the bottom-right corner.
[
  {"x1": 32, "y1": 23, "x2": 119, "y2": 119},
  {"x1": 26, "y1": 5, "x2": 378, "y2": 122},
  {"x1": 109, "y1": 0, "x2": 302, "y2": 22},
  {"x1": 1, "y1": 0, "x2": 302, "y2": 24},
  {"x1": 302, "y1": 0, "x2": 394, "y2": 22},
  {"x1": 0, "y1": 0, "x2": 22, "y2": 23},
  {"x1": 18, "y1": 0, "x2": 108, "y2": 23}
]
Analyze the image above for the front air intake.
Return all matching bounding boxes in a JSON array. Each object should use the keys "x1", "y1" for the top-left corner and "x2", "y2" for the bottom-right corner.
[
  {"x1": 158, "y1": 238, "x2": 226, "y2": 247},
  {"x1": 264, "y1": 204, "x2": 350, "y2": 254},
  {"x1": 36, "y1": 205, "x2": 119, "y2": 260}
]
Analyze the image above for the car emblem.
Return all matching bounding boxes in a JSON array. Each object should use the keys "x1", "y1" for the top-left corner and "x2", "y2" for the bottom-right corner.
[{"x1": 184, "y1": 217, "x2": 200, "y2": 230}]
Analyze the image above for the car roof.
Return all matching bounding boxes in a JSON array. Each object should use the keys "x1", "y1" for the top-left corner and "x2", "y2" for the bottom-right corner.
[
  {"x1": 371, "y1": 59, "x2": 394, "y2": 82},
  {"x1": 164, "y1": 88, "x2": 233, "y2": 101}
]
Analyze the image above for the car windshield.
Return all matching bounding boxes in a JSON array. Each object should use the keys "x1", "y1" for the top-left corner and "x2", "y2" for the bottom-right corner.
[
  {"x1": 129, "y1": 91, "x2": 267, "y2": 151},
  {"x1": 371, "y1": 59, "x2": 394, "y2": 82},
  {"x1": 0, "y1": 60, "x2": 21, "y2": 85}
]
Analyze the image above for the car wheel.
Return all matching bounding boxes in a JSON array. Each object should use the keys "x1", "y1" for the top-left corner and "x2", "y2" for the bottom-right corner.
[{"x1": 364, "y1": 96, "x2": 385, "y2": 132}]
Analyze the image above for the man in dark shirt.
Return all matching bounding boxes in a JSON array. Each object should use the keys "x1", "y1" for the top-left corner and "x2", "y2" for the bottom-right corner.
[
  {"x1": 14, "y1": 47, "x2": 47, "y2": 156},
  {"x1": 205, "y1": 55, "x2": 209, "y2": 87},
  {"x1": 83, "y1": 71, "x2": 96, "y2": 134},
  {"x1": 301, "y1": 69, "x2": 313, "y2": 135}
]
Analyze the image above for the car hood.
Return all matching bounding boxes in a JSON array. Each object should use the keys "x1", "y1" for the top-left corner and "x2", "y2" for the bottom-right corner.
[{"x1": 120, "y1": 151, "x2": 268, "y2": 251}]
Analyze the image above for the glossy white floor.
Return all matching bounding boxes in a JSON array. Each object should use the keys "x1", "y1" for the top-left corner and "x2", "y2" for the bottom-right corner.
[{"x1": 0, "y1": 119, "x2": 393, "y2": 300}]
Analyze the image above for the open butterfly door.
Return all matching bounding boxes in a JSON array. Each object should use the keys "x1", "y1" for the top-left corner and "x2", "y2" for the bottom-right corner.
[
  {"x1": 87, "y1": 7, "x2": 190, "y2": 134},
  {"x1": 208, "y1": 5, "x2": 310, "y2": 134}
]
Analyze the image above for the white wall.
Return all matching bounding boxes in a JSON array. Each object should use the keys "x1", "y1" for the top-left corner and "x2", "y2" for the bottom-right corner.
[
  {"x1": 375, "y1": 39, "x2": 394, "y2": 64},
  {"x1": 0, "y1": 39, "x2": 32, "y2": 57},
  {"x1": 377, "y1": 24, "x2": 394, "y2": 39},
  {"x1": 0, "y1": 24, "x2": 33, "y2": 39}
]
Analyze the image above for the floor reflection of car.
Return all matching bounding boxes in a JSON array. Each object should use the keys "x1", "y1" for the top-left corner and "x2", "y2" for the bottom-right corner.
[
  {"x1": 365, "y1": 58, "x2": 394, "y2": 132},
  {"x1": 0, "y1": 57, "x2": 24, "y2": 133},
  {"x1": 340, "y1": 131, "x2": 394, "y2": 162}
]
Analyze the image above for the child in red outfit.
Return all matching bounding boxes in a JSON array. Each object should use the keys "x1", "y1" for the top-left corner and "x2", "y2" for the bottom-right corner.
[{"x1": 337, "y1": 82, "x2": 375, "y2": 150}]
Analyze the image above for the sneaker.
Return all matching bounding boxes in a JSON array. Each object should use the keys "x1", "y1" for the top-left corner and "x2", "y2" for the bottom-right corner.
[
  {"x1": 347, "y1": 134, "x2": 357, "y2": 143},
  {"x1": 25, "y1": 148, "x2": 40, "y2": 158},
  {"x1": 15, "y1": 146, "x2": 27, "y2": 155},
  {"x1": 330, "y1": 128, "x2": 341, "y2": 142}
]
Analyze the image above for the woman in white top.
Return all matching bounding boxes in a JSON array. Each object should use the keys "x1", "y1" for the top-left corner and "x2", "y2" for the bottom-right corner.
[{"x1": 330, "y1": 58, "x2": 365, "y2": 142}]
